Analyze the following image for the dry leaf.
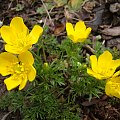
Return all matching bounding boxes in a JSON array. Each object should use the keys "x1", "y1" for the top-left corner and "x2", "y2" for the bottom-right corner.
[
  {"x1": 102, "y1": 26, "x2": 120, "y2": 36},
  {"x1": 54, "y1": 23, "x2": 65, "y2": 35}
]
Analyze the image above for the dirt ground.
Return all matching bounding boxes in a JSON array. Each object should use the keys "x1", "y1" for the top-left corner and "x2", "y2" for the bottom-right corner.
[{"x1": 0, "y1": 0, "x2": 120, "y2": 119}]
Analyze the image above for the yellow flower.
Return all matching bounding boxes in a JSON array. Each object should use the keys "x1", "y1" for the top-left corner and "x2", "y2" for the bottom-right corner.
[
  {"x1": 66, "y1": 21, "x2": 91, "y2": 43},
  {"x1": 0, "y1": 51, "x2": 36, "y2": 90},
  {"x1": 87, "y1": 51, "x2": 120, "y2": 80},
  {"x1": 105, "y1": 76, "x2": 120, "y2": 98},
  {"x1": 0, "y1": 17, "x2": 43, "y2": 54}
]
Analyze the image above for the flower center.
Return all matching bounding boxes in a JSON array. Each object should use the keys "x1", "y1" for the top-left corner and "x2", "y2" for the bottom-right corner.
[
  {"x1": 13, "y1": 62, "x2": 25, "y2": 74},
  {"x1": 18, "y1": 38, "x2": 27, "y2": 47},
  {"x1": 15, "y1": 32, "x2": 27, "y2": 47}
]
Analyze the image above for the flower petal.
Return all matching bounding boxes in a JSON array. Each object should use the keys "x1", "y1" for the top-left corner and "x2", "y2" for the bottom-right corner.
[
  {"x1": 87, "y1": 68, "x2": 104, "y2": 80},
  {"x1": 27, "y1": 25, "x2": 43, "y2": 44},
  {"x1": 112, "y1": 59, "x2": 120, "y2": 68},
  {"x1": 66, "y1": 22, "x2": 74, "y2": 36},
  {"x1": 5, "y1": 44, "x2": 21, "y2": 54},
  {"x1": 105, "y1": 77, "x2": 120, "y2": 98},
  {"x1": 0, "y1": 52, "x2": 18, "y2": 76},
  {"x1": 75, "y1": 21, "x2": 86, "y2": 33},
  {"x1": 77, "y1": 38, "x2": 86, "y2": 42},
  {"x1": 18, "y1": 51, "x2": 34, "y2": 65},
  {"x1": 90, "y1": 55, "x2": 98, "y2": 72},
  {"x1": 4, "y1": 75, "x2": 22, "y2": 91},
  {"x1": 98, "y1": 51, "x2": 113, "y2": 72},
  {"x1": 105, "y1": 59, "x2": 120, "y2": 77},
  {"x1": 28, "y1": 66, "x2": 36, "y2": 81},
  {"x1": 85, "y1": 27, "x2": 92, "y2": 38},
  {"x1": 5, "y1": 44, "x2": 32, "y2": 54},
  {"x1": 10, "y1": 17, "x2": 29, "y2": 37},
  {"x1": 0, "y1": 26, "x2": 17, "y2": 44},
  {"x1": 19, "y1": 74, "x2": 28, "y2": 90},
  {"x1": 113, "y1": 70, "x2": 120, "y2": 77}
]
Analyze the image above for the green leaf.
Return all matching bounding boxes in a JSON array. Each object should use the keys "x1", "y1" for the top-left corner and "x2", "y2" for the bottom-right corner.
[
  {"x1": 15, "y1": 4, "x2": 24, "y2": 11},
  {"x1": 36, "y1": 3, "x2": 53, "y2": 14},
  {"x1": 53, "y1": 0, "x2": 68, "y2": 7},
  {"x1": 69, "y1": 0, "x2": 83, "y2": 10}
]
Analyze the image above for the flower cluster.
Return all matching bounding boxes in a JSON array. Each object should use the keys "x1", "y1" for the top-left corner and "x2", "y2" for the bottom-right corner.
[
  {"x1": 87, "y1": 51, "x2": 120, "y2": 98},
  {"x1": 1, "y1": 17, "x2": 120, "y2": 100},
  {"x1": 0, "y1": 17, "x2": 43, "y2": 90}
]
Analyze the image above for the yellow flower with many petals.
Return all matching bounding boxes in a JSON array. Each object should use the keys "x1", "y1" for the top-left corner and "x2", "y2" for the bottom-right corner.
[
  {"x1": 0, "y1": 17, "x2": 43, "y2": 54},
  {"x1": 0, "y1": 51, "x2": 36, "y2": 90},
  {"x1": 105, "y1": 76, "x2": 120, "y2": 98},
  {"x1": 87, "y1": 51, "x2": 120, "y2": 80},
  {"x1": 66, "y1": 21, "x2": 91, "y2": 43}
]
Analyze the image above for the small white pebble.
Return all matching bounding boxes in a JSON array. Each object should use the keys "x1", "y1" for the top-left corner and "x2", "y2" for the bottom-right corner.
[
  {"x1": 0, "y1": 21, "x2": 3, "y2": 27},
  {"x1": 38, "y1": 20, "x2": 43, "y2": 24},
  {"x1": 96, "y1": 35, "x2": 102, "y2": 40}
]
